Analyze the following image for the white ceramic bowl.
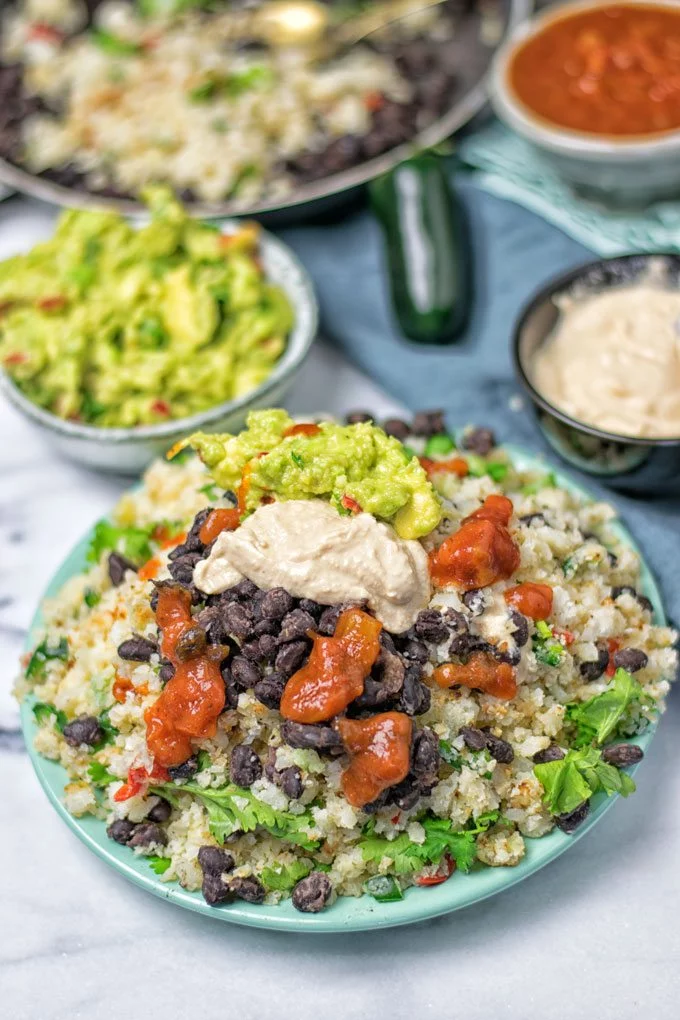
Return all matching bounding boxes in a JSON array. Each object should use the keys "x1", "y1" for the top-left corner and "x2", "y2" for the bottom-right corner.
[
  {"x1": 0, "y1": 224, "x2": 318, "y2": 475},
  {"x1": 489, "y1": 0, "x2": 680, "y2": 207}
]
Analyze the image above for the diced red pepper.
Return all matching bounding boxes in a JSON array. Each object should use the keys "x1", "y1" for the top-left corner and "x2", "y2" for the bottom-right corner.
[
  {"x1": 28, "y1": 22, "x2": 65, "y2": 44},
  {"x1": 341, "y1": 494, "x2": 362, "y2": 514},
  {"x1": 283, "y1": 422, "x2": 321, "y2": 438},
  {"x1": 415, "y1": 855, "x2": 456, "y2": 886},
  {"x1": 151, "y1": 399, "x2": 171, "y2": 417},
  {"x1": 420, "y1": 456, "x2": 469, "y2": 479},
  {"x1": 605, "y1": 638, "x2": 620, "y2": 676}
]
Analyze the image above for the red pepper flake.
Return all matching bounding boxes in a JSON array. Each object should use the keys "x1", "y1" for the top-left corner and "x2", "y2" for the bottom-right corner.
[
  {"x1": 605, "y1": 638, "x2": 620, "y2": 676},
  {"x1": 554, "y1": 627, "x2": 575, "y2": 647},
  {"x1": 341, "y1": 494, "x2": 362, "y2": 514},
  {"x1": 37, "y1": 295, "x2": 67, "y2": 312},
  {"x1": 364, "y1": 90, "x2": 385, "y2": 113},
  {"x1": 415, "y1": 855, "x2": 456, "y2": 886},
  {"x1": 151, "y1": 399, "x2": 171, "y2": 417},
  {"x1": 28, "y1": 22, "x2": 65, "y2": 44}
]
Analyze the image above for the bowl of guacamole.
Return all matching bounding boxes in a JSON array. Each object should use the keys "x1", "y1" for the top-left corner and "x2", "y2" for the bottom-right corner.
[{"x1": 0, "y1": 188, "x2": 317, "y2": 473}]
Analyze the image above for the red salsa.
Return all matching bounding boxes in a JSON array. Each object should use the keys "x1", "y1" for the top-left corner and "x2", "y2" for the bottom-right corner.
[{"x1": 509, "y1": 3, "x2": 680, "y2": 136}]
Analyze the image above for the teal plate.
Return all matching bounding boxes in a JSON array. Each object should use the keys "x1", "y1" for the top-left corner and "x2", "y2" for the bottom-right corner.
[{"x1": 19, "y1": 446, "x2": 665, "y2": 932}]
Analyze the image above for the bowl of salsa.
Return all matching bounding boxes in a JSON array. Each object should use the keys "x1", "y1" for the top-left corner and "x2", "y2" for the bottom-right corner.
[{"x1": 490, "y1": 0, "x2": 680, "y2": 206}]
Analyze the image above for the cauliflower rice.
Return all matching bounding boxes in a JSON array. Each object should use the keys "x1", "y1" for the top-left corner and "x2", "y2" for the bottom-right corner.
[{"x1": 17, "y1": 414, "x2": 678, "y2": 912}]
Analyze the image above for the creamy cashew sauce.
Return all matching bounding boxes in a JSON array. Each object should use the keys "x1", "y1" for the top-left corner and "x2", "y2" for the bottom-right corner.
[
  {"x1": 193, "y1": 499, "x2": 431, "y2": 634},
  {"x1": 533, "y1": 285, "x2": 680, "y2": 438}
]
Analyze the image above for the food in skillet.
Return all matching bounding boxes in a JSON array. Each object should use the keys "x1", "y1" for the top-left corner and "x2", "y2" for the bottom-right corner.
[
  {"x1": 17, "y1": 410, "x2": 677, "y2": 911},
  {"x1": 0, "y1": 0, "x2": 485, "y2": 205},
  {"x1": 0, "y1": 189, "x2": 292, "y2": 426}
]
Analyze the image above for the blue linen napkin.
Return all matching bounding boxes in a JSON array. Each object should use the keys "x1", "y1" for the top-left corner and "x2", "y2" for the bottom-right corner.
[{"x1": 278, "y1": 175, "x2": 680, "y2": 624}]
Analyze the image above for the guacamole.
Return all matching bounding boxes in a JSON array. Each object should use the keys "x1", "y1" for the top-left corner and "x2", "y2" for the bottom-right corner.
[
  {"x1": 0, "y1": 189, "x2": 293, "y2": 427},
  {"x1": 186, "y1": 409, "x2": 442, "y2": 539}
]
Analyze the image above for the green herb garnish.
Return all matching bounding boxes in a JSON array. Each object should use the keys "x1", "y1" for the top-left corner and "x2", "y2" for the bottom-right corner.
[
  {"x1": 198, "y1": 483, "x2": 219, "y2": 500},
  {"x1": 438, "y1": 740, "x2": 464, "y2": 770},
  {"x1": 424, "y1": 434, "x2": 455, "y2": 457},
  {"x1": 87, "y1": 520, "x2": 155, "y2": 565},
  {"x1": 260, "y1": 860, "x2": 312, "y2": 892},
  {"x1": 91, "y1": 29, "x2": 142, "y2": 56},
  {"x1": 148, "y1": 855, "x2": 172, "y2": 875},
  {"x1": 27, "y1": 638, "x2": 69, "y2": 680},
  {"x1": 358, "y1": 814, "x2": 495, "y2": 875},
  {"x1": 87, "y1": 761, "x2": 117, "y2": 786},
  {"x1": 291, "y1": 451, "x2": 305, "y2": 469},
  {"x1": 566, "y1": 669, "x2": 646, "y2": 747},
  {"x1": 534, "y1": 746, "x2": 635, "y2": 817},
  {"x1": 32, "y1": 701, "x2": 67, "y2": 731},
  {"x1": 520, "y1": 472, "x2": 557, "y2": 496},
  {"x1": 84, "y1": 588, "x2": 101, "y2": 608},
  {"x1": 532, "y1": 620, "x2": 564, "y2": 667},
  {"x1": 154, "y1": 781, "x2": 319, "y2": 851}
]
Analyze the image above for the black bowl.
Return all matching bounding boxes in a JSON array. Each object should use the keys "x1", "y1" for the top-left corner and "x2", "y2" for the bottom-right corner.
[{"x1": 512, "y1": 253, "x2": 680, "y2": 497}]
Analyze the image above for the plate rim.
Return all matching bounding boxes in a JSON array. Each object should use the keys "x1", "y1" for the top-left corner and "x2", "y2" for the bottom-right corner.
[{"x1": 18, "y1": 442, "x2": 665, "y2": 932}]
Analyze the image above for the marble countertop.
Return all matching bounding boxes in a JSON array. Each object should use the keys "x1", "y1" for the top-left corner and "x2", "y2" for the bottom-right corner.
[{"x1": 2, "y1": 200, "x2": 679, "y2": 1020}]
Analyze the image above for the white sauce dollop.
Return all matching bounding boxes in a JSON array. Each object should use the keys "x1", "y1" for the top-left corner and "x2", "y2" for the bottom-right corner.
[
  {"x1": 533, "y1": 285, "x2": 680, "y2": 438},
  {"x1": 193, "y1": 499, "x2": 431, "y2": 634}
]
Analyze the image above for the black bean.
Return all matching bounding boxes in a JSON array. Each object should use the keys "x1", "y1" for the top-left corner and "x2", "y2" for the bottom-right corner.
[
  {"x1": 412, "y1": 410, "x2": 446, "y2": 436},
  {"x1": 278, "y1": 609, "x2": 316, "y2": 642},
  {"x1": 414, "y1": 609, "x2": 448, "y2": 644},
  {"x1": 397, "y1": 665, "x2": 430, "y2": 716},
  {"x1": 117, "y1": 635, "x2": 158, "y2": 662},
  {"x1": 461, "y1": 427, "x2": 496, "y2": 456},
  {"x1": 159, "y1": 660, "x2": 175, "y2": 684},
  {"x1": 222, "y1": 665, "x2": 239, "y2": 710},
  {"x1": 292, "y1": 873, "x2": 332, "y2": 913},
  {"x1": 555, "y1": 800, "x2": 590, "y2": 834},
  {"x1": 443, "y1": 608, "x2": 469, "y2": 634},
  {"x1": 412, "y1": 728, "x2": 439, "y2": 782},
  {"x1": 400, "y1": 638, "x2": 428, "y2": 664},
  {"x1": 275, "y1": 640, "x2": 309, "y2": 677},
  {"x1": 483, "y1": 731, "x2": 514, "y2": 764},
  {"x1": 198, "y1": 845, "x2": 235, "y2": 876},
  {"x1": 253, "y1": 672, "x2": 288, "y2": 709},
  {"x1": 460, "y1": 726, "x2": 487, "y2": 751},
  {"x1": 317, "y1": 605, "x2": 342, "y2": 636},
  {"x1": 127, "y1": 823, "x2": 167, "y2": 849},
  {"x1": 242, "y1": 639, "x2": 266, "y2": 661},
  {"x1": 612, "y1": 648, "x2": 648, "y2": 673},
  {"x1": 351, "y1": 678, "x2": 388, "y2": 711},
  {"x1": 230, "y1": 744, "x2": 262, "y2": 787},
  {"x1": 230, "y1": 579, "x2": 260, "y2": 600},
  {"x1": 147, "y1": 797, "x2": 172, "y2": 823},
  {"x1": 345, "y1": 410, "x2": 373, "y2": 425},
  {"x1": 168, "y1": 756, "x2": 199, "y2": 781},
  {"x1": 388, "y1": 775, "x2": 422, "y2": 811},
  {"x1": 509, "y1": 609, "x2": 529, "y2": 648},
  {"x1": 174, "y1": 624, "x2": 207, "y2": 662},
  {"x1": 108, "y1": 552, "x2": 137, "y2": 586},
  {"x1": 299, "y1": 599, "x2": 323, "y2": 618},
  {"x1": 168, "y1": 552, "x2": 202, "y2": 587},
  {"x1": 281, "y1": 720, "x2": 343, "y2": 751},
  {"x1": 279, "y1": 766, "x2": 304, "y2": 800},
  {"x1": 520, "y1": 513, "x2": 547, "y2": 526},
  {"x1": 106, "y1": 819, "x2": 137, "y2": 845},
  {"x1": 601, "y1": 743, "x2": 644, "y2": 767},
  {"x1": 221, "y1": 602, "x2": 254, "y2": 640},
  {"x1": 579, "y1": 641, "x2": 610, "y2": 681},
  {"x1": 182, "y1": 508, "x2": 212, "y2": 553},
  {"x1": 260, "y1": 587, "x2": 294, "y2": 620},
  {"x1": 227, "y1": 877, "x2": 265, "y2": 904},
  {"x1": 256, "y1": 633, "x2": 278, "y2": 660},
  {"x1": 201, "y1": 872, "x2": 230, "y2": 906},
  {"x1": 252, "y1": 618, "x2": 278, "y2": 638},
  {"x1": 449, "y1": 631, "x2": 476, "y2": 658},
  {"x1": 374, "y1": 648, "x2": 405, "y2": 697},
  {"x1": 62, "y1": 715, "x2": 104, "y2": 748},
  {"x1": 493, "y1": 644, "x2": 522, "y2": 667},
  {"x1": 462, "y1": 589, "x2": 486, "y2": 616},
  {"x1": 382, "y1": 418, "x2": 410, "y2": 441},
  {"x1": 417, "y1": 69, "x2": 452, "y2": 114},
  {"x1": 533, "y1": 745, "x2": 565, "y2": 764},
  {"x1": 611, "y1": 586, "x2": 653, "y2": 614}
]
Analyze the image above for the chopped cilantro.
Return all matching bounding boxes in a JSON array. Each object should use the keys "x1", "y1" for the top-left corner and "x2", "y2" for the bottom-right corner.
[
  {"x1": 188, "y1": 79, "x2": 217, "y2": 102},
  {"x1": 520, "y1": 472, "x2": 557, "y2": 496},
  {"x1": 562, "y1": 555, "x2": 577, "y2": 579},
  {"x1": 534, "y1": 746, "x2": 636, "y2": 817},
  {"x1": 196, "y1": 749, "x2": 212, "y2": 772},
  {"x1": 154, "y1": 781, "x2": 319, "y2": 851},
  {"x1": 364, "y1": 875, "x2": 403, "y2": 902},
  {"x1": 198, "y1": 482, "x2": 219, "y2": 500},
  {"x1": 261, "y1": 860, "x2": 311, "y2": 892},
  {"x1": 566, "y1": 669, "x2": 646, "y2": 747},
  {"x1": 84, "y1": 587, "x2": 101, "y2": 608},
  {"x1": 26, "y1": 637, "x2": 69, "y2": 680},
  {"x1": 148, "y1": 855, "x2": 172, "y2": 875},
  {"x1": 91, "y1": 29, "x2": 142, "y2": 56},
  {"x1": 95, "y1": 709, "x2": 118, "y2": 749},
  {"x1": 138, "y1": 316, "x2": 167, "y2": 349},
  {"x1": 439, "y1": 740, "x2": 464, "y2": 770},
  {"x1": 87, "y1": 520, "x2": 155, "y2": 564},
  {"x1": 87, "y1": 761, "x2": 117, "y2": 786},
  {"x1": 532, "y1": 620, "x2": 564, "y2": 667},
  {"x1": 32, "y1": 701, "x2": 67, "y2": 731},
  {"x1": 358, "y1": 814, "x2": 480, "y2": 875},
  {"x1": 291, "y1": 451, "x2": 305, "y2": 469}
]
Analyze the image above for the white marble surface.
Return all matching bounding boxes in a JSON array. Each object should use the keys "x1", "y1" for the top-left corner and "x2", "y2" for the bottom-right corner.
[{"x1": 1, "y1": 201, "x2": 680, "y2": 1020}]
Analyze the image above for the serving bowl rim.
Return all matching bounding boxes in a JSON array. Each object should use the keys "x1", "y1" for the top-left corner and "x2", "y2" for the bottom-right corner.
[
  {"x1": 512, "y1": 251, "x2": 680, "y2": 448},
  {"x1": 490, "y1": 0, "x2": 680, "y2": 159},
  {"x1": 0, "y1": 222, "x2": 318, "y2": 445}
]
